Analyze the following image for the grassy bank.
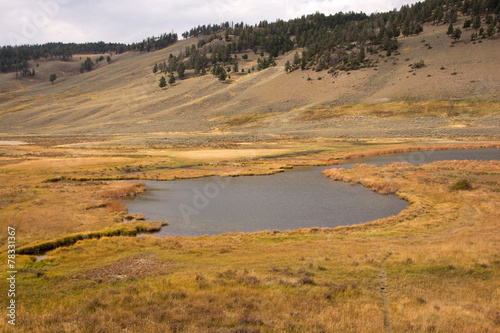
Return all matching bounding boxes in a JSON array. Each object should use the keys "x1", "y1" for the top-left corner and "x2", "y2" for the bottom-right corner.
[{"x1": 17, "y1": 222, "x2": 165, "y2": 255}]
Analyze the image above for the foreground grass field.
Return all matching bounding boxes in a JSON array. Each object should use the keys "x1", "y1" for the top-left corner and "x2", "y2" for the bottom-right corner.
[{"x1": 1, "y1": 140, "x2": 499, "y2": 332}]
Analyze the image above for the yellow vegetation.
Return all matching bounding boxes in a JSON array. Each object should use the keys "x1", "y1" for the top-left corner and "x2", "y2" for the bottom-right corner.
[{"x1": 0, "y1": 141, "x2": 499, "y2": 332}]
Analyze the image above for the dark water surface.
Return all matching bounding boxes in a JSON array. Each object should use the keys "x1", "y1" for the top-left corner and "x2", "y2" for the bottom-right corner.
[{"x1": 127, "y1": 148, "x2": 498, "y2": 237}]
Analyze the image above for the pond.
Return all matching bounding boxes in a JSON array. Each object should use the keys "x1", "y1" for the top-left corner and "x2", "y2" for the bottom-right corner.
[{"x1": 126, "y1": 148, "x2": 499, "y2": 237}]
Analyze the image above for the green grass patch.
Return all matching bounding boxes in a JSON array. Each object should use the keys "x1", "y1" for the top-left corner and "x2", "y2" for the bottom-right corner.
[
  {"x1": 451, "y1": 178, "x2": 473, "y2": 191},
  {"x1": 17, "y1": 222, "x2": 163, "y2": 255},
  {"x1": 297, "y1": 99, "x2": 500, "y2": 121}
]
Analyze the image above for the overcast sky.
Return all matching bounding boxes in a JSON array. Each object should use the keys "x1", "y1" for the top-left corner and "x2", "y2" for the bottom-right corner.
[{"x1": 1, "y1": 0, "x2": 419, "y2": 46}]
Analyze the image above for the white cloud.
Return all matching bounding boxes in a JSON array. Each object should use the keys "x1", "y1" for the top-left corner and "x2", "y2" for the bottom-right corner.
[{"x1": 0, "y1": 0, "x2": 419, "y2": 46}]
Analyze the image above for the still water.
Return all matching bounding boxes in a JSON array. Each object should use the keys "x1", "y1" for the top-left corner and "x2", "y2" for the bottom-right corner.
[{"x1": 126, "y1": 148, "x2": 498, "y2": 237}]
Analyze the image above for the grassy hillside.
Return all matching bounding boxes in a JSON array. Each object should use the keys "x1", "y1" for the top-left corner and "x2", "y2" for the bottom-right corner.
[{"x1": 0, "y1": 17, "x2": 499, "y2": 141}]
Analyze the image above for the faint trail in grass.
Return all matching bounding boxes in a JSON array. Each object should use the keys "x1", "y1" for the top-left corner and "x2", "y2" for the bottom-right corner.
[{"x1": 379, "y1": 252, "x2": 393, "y2": 333}]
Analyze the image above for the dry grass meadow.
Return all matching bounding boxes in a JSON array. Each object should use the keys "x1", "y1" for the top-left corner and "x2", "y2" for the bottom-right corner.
[{"x1": 0, "y1": 16, "x2": 499, "y2": 333}]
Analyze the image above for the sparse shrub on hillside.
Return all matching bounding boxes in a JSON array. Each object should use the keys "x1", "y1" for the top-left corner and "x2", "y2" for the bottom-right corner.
[
  {"x1": 451, "y1": 179, "x2": 473, "y2": 191},
  {"x1": 412, "y1": 59, "x2": 425, "y2": 69},
  {"x1": 49, "y1": 73, "x2": 57, "y2": 84}
]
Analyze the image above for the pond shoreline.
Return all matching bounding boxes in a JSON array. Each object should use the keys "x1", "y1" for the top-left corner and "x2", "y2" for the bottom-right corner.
[
  {"x1": 126, "y1": 147, "x2": 499, "y2": 238},
  {"x1": 30, "y1": 145, "x2": 499, "y2": 260}
]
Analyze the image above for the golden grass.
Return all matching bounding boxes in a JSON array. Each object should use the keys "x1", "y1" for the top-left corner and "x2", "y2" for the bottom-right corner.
[
  {"x1": 215, "y1": 112, "x2": 277, "y2": 127},
  {"x1": 298, "y1": 99, "x2": 500, "y2": 122},
  {"x1": 106, "y1": 199, "x2": 128, "y2": 213},
  {"x1": 0, "y1": 141, "x2": 499, "y2": 332},
  {"x1": 100, "y1": 183, "x2": 145, "y2": 198},
  {"x1": 323, "y1": 142, "x2": 500, "y2": 165}
]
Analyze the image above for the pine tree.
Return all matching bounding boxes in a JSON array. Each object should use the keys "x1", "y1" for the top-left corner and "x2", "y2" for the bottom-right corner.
[
  {"x1": 487, "y1": 23, "x2": 495, "y2": 37},
  {"x1": 293, "y1": 51, "x2": 300, "y2": 67},
  {"x1": 49, "y1": 73, "x2": 57, "y2": 84},
  {"x1": 177, "y1": 63, "x2": 185, "y2": 79},
  {"x1": 403, "y1": 17, "x2": 411, "y2": 36},
  {"x1": 486, "y1": 14, "x2": 493, "y2": 25},
  {"x1": 357, "y1": 47, "x2": 365, "y2": 63},
  {"x1": 159, "y1": 76, "x2": 167, "y2": 88},
  {"x1": 80, "y1": 57, "x2": 94, "y2": 73},
  {"x1": 447, "y1": 23, "x2": 454, "y2": 35},
  {"x1": 153, "y1": 63, "x2": 158, "y2": 73},
  {"x1": 453, "y1": 28, "x2": 462, "y2": 41},
  {"x1": 285, "y1": 60, "x2": 291, "y2": 73},
  {"x1": 168, "y1": 73, "x2": 175, "y2": 85},
  {"x1": 218, "y1": 68, "x2": 227, "y2": 81},
  {"x1": 473, "y1": 15, "x2": 481, "y2": 32}
]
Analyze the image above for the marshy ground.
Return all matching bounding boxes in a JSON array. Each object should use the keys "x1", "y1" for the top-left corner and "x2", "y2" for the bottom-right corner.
[{"x1": 0, "y1": 139, "x2": 499, "y2": 332}]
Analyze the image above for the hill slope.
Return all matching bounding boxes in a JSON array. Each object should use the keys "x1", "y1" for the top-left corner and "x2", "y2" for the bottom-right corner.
[{"x1": 0, "y1": 18, "x2": 499, "y2": 143}]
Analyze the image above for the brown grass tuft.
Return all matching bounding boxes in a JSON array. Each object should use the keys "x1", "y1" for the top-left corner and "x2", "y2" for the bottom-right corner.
[{"x1": 107, "y1": 199, "x2": 128, "y2": 213}]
